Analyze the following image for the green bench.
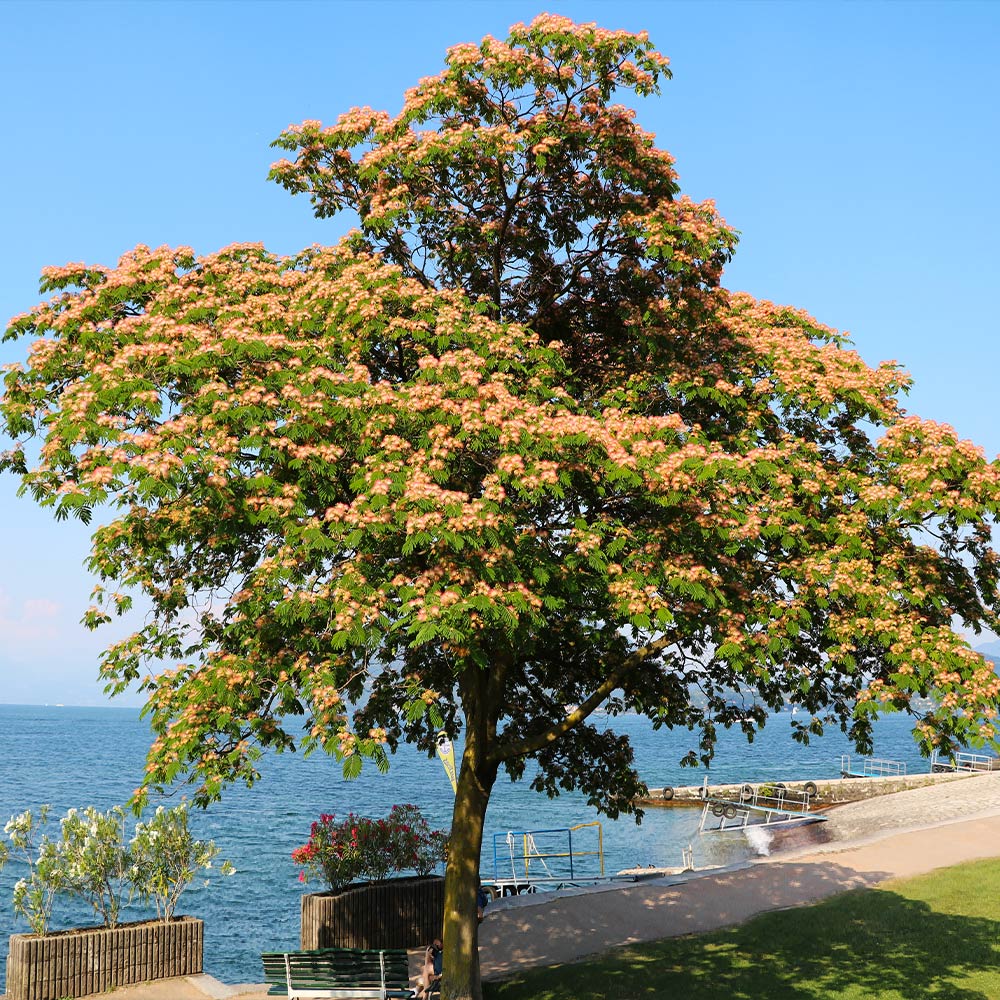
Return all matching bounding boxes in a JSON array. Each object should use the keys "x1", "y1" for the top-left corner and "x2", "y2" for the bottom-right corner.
[{"x1": 261, "y1": 947, "x2": 415, "y2": 1000}]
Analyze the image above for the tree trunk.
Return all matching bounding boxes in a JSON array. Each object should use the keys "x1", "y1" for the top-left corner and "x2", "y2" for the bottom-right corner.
[{"x1": 440, "y1": 741, "x2": 497, "y2": 1000}]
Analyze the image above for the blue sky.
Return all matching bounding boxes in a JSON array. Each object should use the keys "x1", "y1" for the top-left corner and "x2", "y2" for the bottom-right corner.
[{"x1": 0, "y1": 1, "x2": 998, "y2": 705}]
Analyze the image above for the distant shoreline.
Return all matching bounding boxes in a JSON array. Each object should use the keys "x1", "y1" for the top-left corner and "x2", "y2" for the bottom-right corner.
[{"x1": 0, "y1": 702, "x2": 142, "y2": 711}]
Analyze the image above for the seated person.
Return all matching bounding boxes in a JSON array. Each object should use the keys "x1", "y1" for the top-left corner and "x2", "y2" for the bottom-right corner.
[{"x1": 415, "y1": 938, "x2": 442, "y2": 998}]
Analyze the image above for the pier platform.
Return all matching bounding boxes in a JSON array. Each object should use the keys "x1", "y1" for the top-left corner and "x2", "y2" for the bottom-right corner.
[{"x1": 636, "y1": 769, "x2": 977, "y2": 808}]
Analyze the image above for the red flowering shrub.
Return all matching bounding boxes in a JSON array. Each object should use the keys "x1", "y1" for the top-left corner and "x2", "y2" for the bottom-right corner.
[
  {"x1": 291, "y1": 812, "x2": 362, "y2": 891},
  {"x1": 354, "y1": 815, "x2": 395, "y2": 881},
  {"x1": 385, "y1": 804, "x2": 450, "y2": 876},
  {"x1": 292, "y1": 805, "x2": 448, "y2": 890}
]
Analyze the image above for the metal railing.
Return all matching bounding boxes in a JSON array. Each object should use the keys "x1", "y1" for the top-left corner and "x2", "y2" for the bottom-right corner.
[
  {"x1": 931, "y1": 750, "x2": 997, "y2": 773},
  {"x1": 840, "y1": 755, "x2": 907, "y2": 778},
  {"x1": 698, "y1": 780, "x2": 825, "y2": 834},
  {"x1": 490, "y1": 821, "x2": 604, "y2": 890}
]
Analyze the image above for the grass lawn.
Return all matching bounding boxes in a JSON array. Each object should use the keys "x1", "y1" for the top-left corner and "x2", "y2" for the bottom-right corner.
[{"x1": 484, "y1": 858, "x2": 1000, "y2": 999}]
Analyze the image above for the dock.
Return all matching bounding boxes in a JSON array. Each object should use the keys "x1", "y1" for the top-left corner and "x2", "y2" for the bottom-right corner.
[
  {"x1": 697, "y1": 792, "x2": 828, "y2": 834},
  {"x1": 636, "y1": 769, "x2": 979, "y2": 808}
]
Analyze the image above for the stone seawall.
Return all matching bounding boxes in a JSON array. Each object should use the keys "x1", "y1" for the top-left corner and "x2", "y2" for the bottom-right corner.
[{"x1": 636, "y1": 770, "x2": 976, "y2": 808}]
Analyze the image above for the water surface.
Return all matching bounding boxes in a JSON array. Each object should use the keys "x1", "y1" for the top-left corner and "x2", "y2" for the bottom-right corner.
[{"x1": 0, "y1": 704, "x2": 928, "y2": 982}]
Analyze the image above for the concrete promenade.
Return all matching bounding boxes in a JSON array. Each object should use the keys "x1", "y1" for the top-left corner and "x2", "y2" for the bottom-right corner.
[{"x1": 14, "y1": 772, "x2": 1000, "y2": 999}]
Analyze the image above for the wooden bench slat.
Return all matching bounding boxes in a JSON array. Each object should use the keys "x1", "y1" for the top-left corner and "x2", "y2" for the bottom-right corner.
[
  {"x1": 261, "y1": 947, "x2": 414, "y2": 999},
  {"x1": 266, "y1": 992, "x2": 412, "y2": 999}
]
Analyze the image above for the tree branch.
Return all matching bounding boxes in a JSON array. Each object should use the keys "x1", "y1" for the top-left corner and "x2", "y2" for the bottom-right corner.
[{"x1": 488, "y1": 633, "x2": 676, "y2": 764}]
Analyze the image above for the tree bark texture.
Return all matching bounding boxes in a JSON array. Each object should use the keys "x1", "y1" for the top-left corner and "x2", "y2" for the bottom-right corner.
[{"x1": 440, "y1": 676, "x2": 499, "y2": 1000}]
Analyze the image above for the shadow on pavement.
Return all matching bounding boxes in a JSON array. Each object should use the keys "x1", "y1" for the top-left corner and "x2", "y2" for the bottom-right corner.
[
  {"x1": 484, "y1": 873, "x2": 1000, "y2": 999},
  {"x1": 479, "y1": 860, "x2": 889, "y2": 980}
]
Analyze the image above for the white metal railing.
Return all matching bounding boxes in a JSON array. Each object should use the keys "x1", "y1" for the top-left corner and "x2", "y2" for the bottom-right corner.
[
  {"x1": 840, "y1": 755, "x2": 907, "y2": 777},
  {"x1": 742, "y1": 781, "x2": 815, "y2": 812},
  {"x1": 931, "y1": 750, "x2": 996, "y2": 773},
  {"x1": 698, "y1": 780, "x2": 825, "y2": 834}
]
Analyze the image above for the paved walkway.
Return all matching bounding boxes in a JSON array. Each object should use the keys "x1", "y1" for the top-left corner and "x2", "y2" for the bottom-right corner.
[
  {"x1": 813, "y1": 768, "x2": 1000, "y2": 842},
  {"x1": 479, "y1": 771, "x2": 1000, "y2": 978},
  {"x1": 25, "y1": 772, "x2": 1000, "y2": 999},
  {"x1": 478, "y1": 811, "x2": 1000, "y2": 979}
]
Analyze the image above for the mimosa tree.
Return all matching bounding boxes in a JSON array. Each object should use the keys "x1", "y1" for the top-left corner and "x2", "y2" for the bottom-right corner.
[{"x1": 3, "y1": 16, "x2": 1000, "y2": 1000}]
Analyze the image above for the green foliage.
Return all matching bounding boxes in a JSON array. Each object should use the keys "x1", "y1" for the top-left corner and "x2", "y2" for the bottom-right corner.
[
  {"x1": 292, "y1": 805, "x2": 448, "y2": 892},
  {"x1": 291, "y1": 805, "x2": 448, "y2": 890},
  {"x1": 0, "y1": 803, "x2": 233, "y2": 931},
  {"x1": 130, "y1": 803, "x2": 234, "y2": 921},
  {"x1": 0, "y1": 806, "x2": 63, "y2": 935},
  {"x1": 58, "y1": 806, "x2": 132, "y2": 928}
]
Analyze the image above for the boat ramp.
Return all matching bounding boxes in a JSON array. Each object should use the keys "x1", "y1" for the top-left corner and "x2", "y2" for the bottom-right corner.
[{"x1": 697, "y1": 781, "x2": 827, "y2": 834}]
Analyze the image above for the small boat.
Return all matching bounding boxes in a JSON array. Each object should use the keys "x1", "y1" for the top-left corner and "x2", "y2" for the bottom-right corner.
[{"x1": 617, "y1": 845, "x2": 698, "y2": 879}]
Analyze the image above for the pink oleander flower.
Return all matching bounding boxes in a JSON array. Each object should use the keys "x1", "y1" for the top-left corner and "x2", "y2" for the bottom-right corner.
[{"x1": 292, "y1": 805, "x2": 448, "y2": 890}]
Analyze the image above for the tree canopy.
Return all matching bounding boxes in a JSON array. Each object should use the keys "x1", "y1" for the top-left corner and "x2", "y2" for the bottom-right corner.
[{"x1": 3, "y1": 15, "x2": 1000, "y2": 1000}]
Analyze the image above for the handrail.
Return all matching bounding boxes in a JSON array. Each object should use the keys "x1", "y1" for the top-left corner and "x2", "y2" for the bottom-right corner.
[
  {"x1": 492, "y1": 822, "x2": 604, "y2": 885},
  {"x1": 931, "y1": 750, "x2": 997, "y2": 772},
  {"x1": 841, "y1": 754, "x2": 907, "y2": 777}
]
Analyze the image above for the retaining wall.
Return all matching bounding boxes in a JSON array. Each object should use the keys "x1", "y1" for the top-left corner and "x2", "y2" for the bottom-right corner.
[
  {"x1": 301, "y1": 875, "x2": 444, "y2": 950},
  {"x1": 637, "y1": 770, "x2": 978, "y2": 808},
  {"x1": 5, "y1": 916, "x2": 202, "y2": 1000}
]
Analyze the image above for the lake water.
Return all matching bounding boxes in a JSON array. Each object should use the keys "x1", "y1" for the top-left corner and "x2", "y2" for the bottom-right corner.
[{"x1": 0, "y1": 703, "x2": 931, "y2": 984}]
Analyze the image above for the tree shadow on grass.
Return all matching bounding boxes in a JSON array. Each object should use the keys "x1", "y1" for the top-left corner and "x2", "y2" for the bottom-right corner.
[
  {"x1": 480, "y1": 859, "x2": 888, "y2": 981},
  {"x1": 485, "y1": 882, "x2": 1000, "y2": 999}
]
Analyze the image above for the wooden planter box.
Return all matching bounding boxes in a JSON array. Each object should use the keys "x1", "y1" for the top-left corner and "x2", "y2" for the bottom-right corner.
[
  {"x1": 302, "y1": 876, "x2": 444, "y2": 950},
  {"x1": 5, "y1": 916, "x2": 203, "y2": 1000}
]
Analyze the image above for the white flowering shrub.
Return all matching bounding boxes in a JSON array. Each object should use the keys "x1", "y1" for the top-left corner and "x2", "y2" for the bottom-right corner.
[
  {"x1": 130, "y1": 804, "x2": 234, "y2": 921},
  {"x1": 0, "y1": 806, "x2": 64, "y2": 934},
  {"x1": 0, "y1": 802, "x2": 234, "y2": 932},
  {"x1": 59, "y1": 806, "x2": 132, "y2": 928}
]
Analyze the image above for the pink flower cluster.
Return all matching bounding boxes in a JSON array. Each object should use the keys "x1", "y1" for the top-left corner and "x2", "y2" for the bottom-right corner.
[{"x1": 291, "y1": 804, "x2": 448, "y2": 891}]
